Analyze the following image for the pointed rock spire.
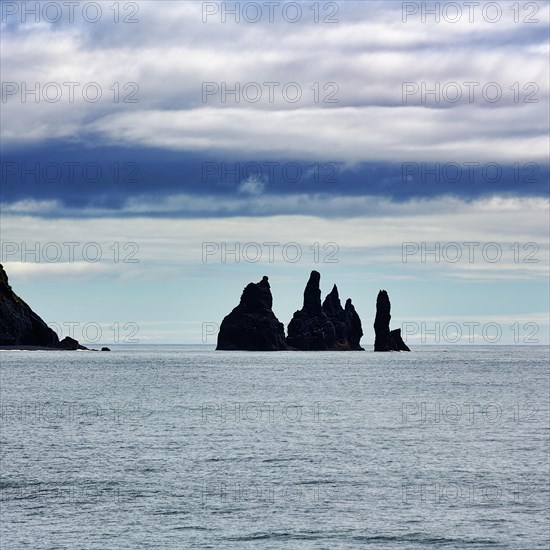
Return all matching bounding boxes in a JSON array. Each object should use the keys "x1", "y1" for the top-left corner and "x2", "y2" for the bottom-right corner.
[
  {"x1": 286, "y1": 272, "x2": 364, "y2": 350},
  {"x1": 286, "y1": 271, "x2": 335, "y2": 350},
  {"x1": 302, "y1": 270, "x2": 323, "y2": 315},
  {"x1": 374, "y1": 290, "x2": 410, "y2": 351},
  {"x1": 344, "y1": 298, "x2": 364, "y2": 350}
]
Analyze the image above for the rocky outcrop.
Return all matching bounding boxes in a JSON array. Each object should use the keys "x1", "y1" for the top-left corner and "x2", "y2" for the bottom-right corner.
[
  {"x1": 373, "y1": 290, "x2": 410, "y2": 351},
  {"x1": 390, "y1": 328, "x2": 410, "y2": 352},
  {"x1": 0, "y1": 263, "x2": 90, "y2": 350},
  {"x1": 216, "y1": 274, "x2": 408, "y2": 353},
  {"x1": 0, "y1": 263, "x2": 60, "y2": 347},
  {"x1": 286, "y1": 271, "x2": 336, "y2": 350},
  {"x1": 59, "y1": 336, "x2": 89, "y2": 351},
  {"x1": 216, "y1": 276, "x2": 288, "y2": 351},
  {"x1": 321, "y1": 285, "x2": 364, "y2": 350},
  {"x1": 286, "y1": 271, "x2": 364, "y2": 351},
  {"x1": 373, "y1": 290, "x2": 392, "y2": 351},
  {"x1": 345, "y1": 299, "x2": 364, "y2": 350}
]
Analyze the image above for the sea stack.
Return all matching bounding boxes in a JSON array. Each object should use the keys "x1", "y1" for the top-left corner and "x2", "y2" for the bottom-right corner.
[
  {"x1": 286, "y1": 271, "x2": 364, "y2": 351},
  {"x1": 216, "y1": 276, "x2": 288, "y2": 351},
  {"x1": 286, "y1": 271, "x2": 336, "y2": 350},
  {"x1": 322, "y1": 285, "x2": 364, "y2": 350},
  {"x1": 0, "y1": 263, "x2": 61, "y2": 347},
  {"x1": 344, "y1": 298, "x2": 364, "y2": 350},
  {"x1": 373, "y1": 290, "x2": 410, "y2": 351}
]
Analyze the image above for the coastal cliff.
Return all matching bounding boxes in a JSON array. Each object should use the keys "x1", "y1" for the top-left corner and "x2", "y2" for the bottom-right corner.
[
  {"x1": 0, "y1": 263, "x2": 60, "y2": 347},
  {"x1": 0, "y1": 263, "x2": 91, "y2": 350}
]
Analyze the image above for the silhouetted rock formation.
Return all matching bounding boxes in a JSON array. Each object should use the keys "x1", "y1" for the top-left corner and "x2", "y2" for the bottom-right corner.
[
  {"x1": 303, "y1": 270, "x2": 323, "y2": 316},
  {"x1": 0, "y1": 263, "x2": 60, "y2": 347},
  {"x1": 345, "y1": 299, "x2": 364, "y2": 350},
  {"x1": 373, "y1": 290, "x2": 410, "y2": 351},
  {"x1": 286, "y1": 271, "x2": 336, "y2": 350},
  {"x1": 59, "y1": 336, "x2": 89, "y2": 351},
  {"x1": 287, "y1": 273, "x2": 365, "y2": 351},
  {"x1": 390, "y1": 328, "x2": 410, "y2": 352},
  {"x1": 0, "y1": 264, "x2": 89, "y2": 350},
  {"x1": 216, "y1": 276, "x2": 288, "y2": 351},
  {"x1": 101, "y1": 347, "x2": 111, "y2": 351},
  {"x1": 321, "y1": 285, "x2": 364, "y2": 350},
  {"x1": 322, "y1": 285, "x2": 345, "y2": 341},
  {"x1": 374, "y1": 290, "x2": 392, "y2": 351}
]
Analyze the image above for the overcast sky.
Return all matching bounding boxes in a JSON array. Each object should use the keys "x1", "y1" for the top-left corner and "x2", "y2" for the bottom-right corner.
[{"x1": 1, "y1": 1, "x2": 548, "y2": 345}]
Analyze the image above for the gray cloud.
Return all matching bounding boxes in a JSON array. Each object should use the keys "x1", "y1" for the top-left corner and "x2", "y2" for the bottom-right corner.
[{"x1": 2, "y1": 1, "x2": 548, "y2": 162}]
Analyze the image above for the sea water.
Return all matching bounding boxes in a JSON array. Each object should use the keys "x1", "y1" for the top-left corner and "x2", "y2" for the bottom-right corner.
[{"x1": 1, "y1": 346, "x2": 548, "y2": 549}]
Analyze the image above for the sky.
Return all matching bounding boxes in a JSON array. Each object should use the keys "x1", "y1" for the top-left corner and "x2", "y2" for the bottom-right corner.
[{"x1": 1, "y1": 0, "x2": 549, "y2": 345}]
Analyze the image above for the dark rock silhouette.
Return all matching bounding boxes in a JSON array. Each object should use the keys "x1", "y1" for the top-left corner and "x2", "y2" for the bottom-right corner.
[
  {"x1": 0, "y1": 263, "x2": 60, "y2": 347},
  {"x1": 303, "y1": 270, "x2": 323, "y2": 316},
  {"x1": 345, "y1": 298, "x2": 364, "y2": 350},
  {"x1": 390, "y1": 328, "x2": 410, "y2": 352},
  {"x1": 287, "y1": 272, "x2": 365, "y2": 351},
  {"x1": 374, "y1": 290, "x2": 410, "y2": 351},
  {"x1": 374, "y1": 290, "x2": 392, "y2": 351},
  {"x1": 286, "y1": 271, "x2": 336, "y2": 350},
  {"x1": 216, "y1": 273, "x2": 407, "y2": 352},
  {"x1": 322, "y1": 285, "x2": 346, "y2": 341},
  {"x1": 321, "y1": 285, "x2": 364, "y2": 350},
  {"x1": 216, "y1": 276, "x2": 288, "y2": 351},
  {"x1": 0, "y1": 263, "x2": 88, "y2": 350},
  {"x1": 101, "y1": 347, "x2": 111, "y2": 351},
  {"x1": 59, "y1": 336, "x2": 89, "y2": 351}
]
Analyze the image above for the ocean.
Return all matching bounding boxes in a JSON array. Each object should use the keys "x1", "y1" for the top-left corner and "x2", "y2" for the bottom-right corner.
[{"x1": 1, "y1": 346, "x2": 548, "y2": 549}]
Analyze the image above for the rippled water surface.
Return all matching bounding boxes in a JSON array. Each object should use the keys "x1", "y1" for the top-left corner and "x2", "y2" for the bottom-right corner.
[{"x1": 1, "y1": 346, "x2": 549, "y2": 549}]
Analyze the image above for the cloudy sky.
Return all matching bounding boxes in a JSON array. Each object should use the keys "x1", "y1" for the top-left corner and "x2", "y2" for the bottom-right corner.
[{"x1": 1, "y1": 0, "x2": 548, "y2": 345}]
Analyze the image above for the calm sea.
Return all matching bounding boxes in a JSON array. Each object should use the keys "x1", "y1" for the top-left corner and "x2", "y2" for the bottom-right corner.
[{"x1": 1, "y1": 346, "x2": 549, "y2": 549}]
